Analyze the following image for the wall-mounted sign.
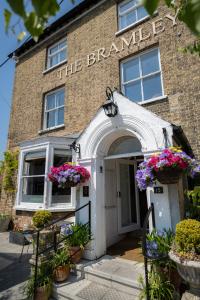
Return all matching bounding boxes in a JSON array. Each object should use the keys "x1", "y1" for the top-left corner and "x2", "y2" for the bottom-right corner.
[
  {"x1": 83, "y1": 186, "x2": 89, "y2": 197},
  {"x1": 57, "y1": 14, "x2": 177, "y2": 80},
  {"x1": 154, "y1": 187, "x2": 164, "y2": 194}
]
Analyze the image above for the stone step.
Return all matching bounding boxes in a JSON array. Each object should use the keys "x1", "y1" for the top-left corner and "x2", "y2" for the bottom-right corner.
[
  {"x1": 83, "y1": 256, "x2": 143, "y2": 296},
  {"x1": 53, "y1": 256, "x2": 144, "y2": 299}
]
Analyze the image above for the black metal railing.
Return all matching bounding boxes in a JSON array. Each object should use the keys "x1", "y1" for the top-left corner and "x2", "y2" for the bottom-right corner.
[
  {"x1": 33, "y1": 201, "x2": 91, "y2": 299},
  {"x1": 141, "y1": 203, "x2": 155, "y2": 300}
]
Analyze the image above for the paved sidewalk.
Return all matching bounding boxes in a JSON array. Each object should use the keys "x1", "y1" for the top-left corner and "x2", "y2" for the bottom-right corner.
[{"x1": 0, "y1": 232, "x2": 32, "y2": 300}]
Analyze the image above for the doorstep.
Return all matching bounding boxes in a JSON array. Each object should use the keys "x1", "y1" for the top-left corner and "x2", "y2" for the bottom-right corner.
[{"x1": 52, "y1": 255, "x2": 144, "y2": 299}]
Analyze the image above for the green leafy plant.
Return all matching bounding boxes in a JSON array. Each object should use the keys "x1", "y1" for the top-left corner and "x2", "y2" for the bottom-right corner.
[
  {"x1": 0, "y1": 150, "x2": 19, "y2": 197},
  {"x1": 138, "y1": 267, "x2": 174, "y2": 300},
  {"x1": 63, "y1": 223, "x2": 91, "y2": 249},
  {"x1": 32, "y1": 210, "x2": 52, "y2": 228},
  {"x1": 51, "y1": 248, "x2": 71, "y2": 269},
  {"x1": 24, "y1": 263, "x2": 52, "y2": 299},
  {"x1": 174, "y1": 219, "x2": 200, "y2": 258},
  {"x1": 0, "y1": 213, "x2": 9, "y2": 220},
  {"x1": 186, "y1": 186, "x2": 200, "y2": 220}
]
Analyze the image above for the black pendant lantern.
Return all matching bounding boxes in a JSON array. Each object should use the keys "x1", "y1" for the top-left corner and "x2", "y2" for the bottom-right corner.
[{"x1": 102, "y1": 87, "x2": 118, "y2": 117}]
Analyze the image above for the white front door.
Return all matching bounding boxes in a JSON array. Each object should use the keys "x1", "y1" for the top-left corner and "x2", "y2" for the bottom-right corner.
[{"x1": 117, "y1": 159, "x2": 140, "y2": 234}]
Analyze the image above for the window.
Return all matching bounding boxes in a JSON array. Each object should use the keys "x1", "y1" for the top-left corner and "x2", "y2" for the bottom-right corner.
[
  {"x1": 44, "y1": 88, "x2": 65, "y2": 130},
  {"x1": 17, "y1": 141, "x2": 74, "y2": 210},
  {"x1": 47, "y1": 38, "x2": 67, "y2": 69},
  {"x1": 22, "y1": 151, "x2": 46, "y2": 203},
  {"x1": 118, "y1": 0, "x2": 148, "y2": 31},
  {"x1": 121, "y1": 48, "x2": 164, "y2": 103}
]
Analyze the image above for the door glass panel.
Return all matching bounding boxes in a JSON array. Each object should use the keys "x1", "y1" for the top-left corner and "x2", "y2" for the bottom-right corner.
[
  {"x1": 120, "y1": 164, "x2": 130, "y2": 227},
  {"x1": 129, "y1": 164, "x2": 137, "y2": 223}
]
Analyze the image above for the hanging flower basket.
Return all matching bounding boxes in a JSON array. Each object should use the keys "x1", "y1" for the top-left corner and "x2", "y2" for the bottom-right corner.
[
  {"x1": 48, "y1": 163, "x2": 90, "y2": 189},
  {"x1": 136, "y1": 147, "x2": 200, "y2": 191},
  {"x1": 155, "y1": 168, "x2": 183, "y2": 184}
]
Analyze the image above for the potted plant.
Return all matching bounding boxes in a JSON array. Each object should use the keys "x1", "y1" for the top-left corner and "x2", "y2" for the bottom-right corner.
[
  {"x1": 32, "y1": 210, "x2": 54, "y2": 254},
  {"x1": 24, "y1": 263, "x2": 52, "y2": 300},
  {"x1": 169, "y1": 219, "x2": 200, "y2": 296},
  {"x1": 146, "y1": 229, "x2": 181, "y2": 292},
  {"x1": 138, "y1": 268, "x2": 175, "y2": 300},
  {"x1": 48, "y1": 163, "x2": 90, "y2": 188},
  {"x1": 186, "y1": 186, "x2": 200, "y2": 220},
  {"x1": 0, "y1": 213, "x2": 10, "y2": 232},
  {"x1": 136, "y1": 147, "x2": 200, "y2": 190},
  {"x1": 51, "y1": 248, "x2": 72, "y2": 282},
  {"x1": 62, "y1": 223, "x2": 90, "y2": 263}
]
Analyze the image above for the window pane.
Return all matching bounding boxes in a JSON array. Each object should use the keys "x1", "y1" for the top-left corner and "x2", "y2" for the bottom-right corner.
[
  {"x1": 22, "y1": 177, "x2": 44, "y2": 203},
  {"x1": 143, "y1": 73, "x2": 163, "y2": 100},
  {"x1": 52, "y1": 151, "x2": 72, "y2": 204},
  {"x1": 49, "y1": 55, "x2": 58, "y2": 67},
  {"x1": 23, "y1": 151, "x2": 46, "y2": 176},
  {"x1": 124, "y1": 80, "x2": 142, "y2": 102},
  {"x1": 46, "y1": 94, "x2": 55, "y2": 110},
  {"x1": 119, "y1": 0, "x2": 136, "y2": 13},
  {"x1": 123, "y1": 57, "x2": 139, "y2": 82},
  {"x1": 59, "y1": 49, "x2": 67, "y2": 62},
  {"x1": 49, "y1": 45, "x2": 58, "y2": 54},
  {"x1": 54, "y1": 150, "x2": 72, "y2": 167},
  {"x1": 57, "y1": 108, "x2": 64, "y2": 125},
  {"x1": 58, "y1": 40, "x2": 66, "y2": 49},
  {"x1": 47, "y1": 110, "x2": 56, "y2": 128},
  {"x1": 56, "y1": 90, "x2": 65, "y2": 106},
  {"x1": 141, "y1": 49, "x2": 160, "y2": 76},
  {"x1": 137, "y1": 6, "x2": 148, "y2": 20}
]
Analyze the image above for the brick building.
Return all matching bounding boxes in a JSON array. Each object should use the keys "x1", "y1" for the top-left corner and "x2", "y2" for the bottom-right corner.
[{"x1": 1, "y1": 0, "x2": 200, "y2": 259}]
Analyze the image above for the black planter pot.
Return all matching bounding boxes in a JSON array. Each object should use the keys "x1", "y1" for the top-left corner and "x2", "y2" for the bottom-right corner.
[{"x1": 9, "y1": 231, "x2": 30, "y2": 245}]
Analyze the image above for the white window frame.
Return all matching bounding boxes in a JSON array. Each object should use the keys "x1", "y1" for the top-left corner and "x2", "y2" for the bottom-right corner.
[
  {"x1": 43, "y1": 87, "x2": 65, "y2": 130},
  {"x1": 121, "y1": 47, "x2": 164, "y2": 103},
  {"x1": 47, "y1": 38, "x2": 67, "y2": 70},
  {"x1": 118, "y1": 0, "x2": 149, "y2": 31},
  {"x1": 15, "y1": 142, "x2": 76, "y2": 211}
]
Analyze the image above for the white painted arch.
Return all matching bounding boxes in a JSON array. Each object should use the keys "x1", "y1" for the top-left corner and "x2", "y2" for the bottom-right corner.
[{"x1": 77, "y1": 91, "x2": 173, "y2": 159}]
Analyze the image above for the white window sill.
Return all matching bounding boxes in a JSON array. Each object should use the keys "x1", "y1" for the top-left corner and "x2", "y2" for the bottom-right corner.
[
  {"x1": 39, "y1": 124, "x2": 65, "y2": 134},
  {"x1": 115, "y1": 16, "x2": 150, "y2": 37},
  {"x1": 14, "y1": 205, "x2": 76, "y2": 212},
  {"x1": 43, "y1": 60, "x2": 67, "y2": 74},
  {"x1": 139, "y1": 95, "x2": 168, "y2": 105}
]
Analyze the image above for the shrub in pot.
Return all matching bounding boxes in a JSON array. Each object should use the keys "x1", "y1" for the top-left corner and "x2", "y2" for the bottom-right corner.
[
  {"x1": 0, "y1": 213, "x2": 10, "y2": 232},
  {"x1": 32, "y1": 210, "x2": 54, "y2": 254},
  {"x1": 62, "y1": 223, "x2": 90, "y2": 263},
  {"x1": 51, "y1": 248, "x2": 72, "y2": 282},
  {"x1": 169, "y1": 219, "x2": 200, "y2": 296}
]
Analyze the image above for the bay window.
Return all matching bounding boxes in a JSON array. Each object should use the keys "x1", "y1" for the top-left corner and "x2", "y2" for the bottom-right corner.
[{"x1": 16, "y1": 138, "x2": 75, "y2": 211}]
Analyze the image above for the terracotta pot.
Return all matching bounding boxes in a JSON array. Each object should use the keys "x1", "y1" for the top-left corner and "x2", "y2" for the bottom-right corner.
[
  {"x1": 156, "y1": 169, "x2": 182, "y2": 184},
  {"x1": 69, "y1": 246, "x2": 83, "y2": 263},
  {"x1": 35, "y1": 284, "x2": 51, "y2": 300},
  {"x1": 54, "y1": 265, "x2": 70, "y2": 282}
]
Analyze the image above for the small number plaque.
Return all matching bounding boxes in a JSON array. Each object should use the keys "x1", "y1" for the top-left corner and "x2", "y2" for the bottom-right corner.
[
  {"x1": 83, "y1": 186, "x2": 89, "y2": 197},
  {"x1": 154, "y1": 186, "x2": 163, "y2": 194}
]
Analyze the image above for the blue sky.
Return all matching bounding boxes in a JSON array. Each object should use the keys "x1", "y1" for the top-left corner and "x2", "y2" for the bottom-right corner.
[{"x1": 0, "y1": 0, "x2": 83, "y2": 160}]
